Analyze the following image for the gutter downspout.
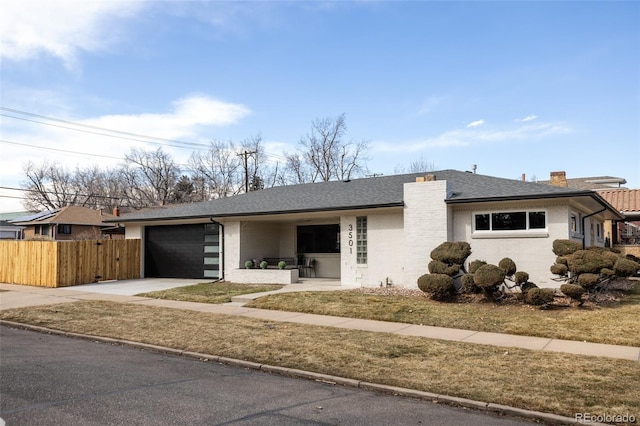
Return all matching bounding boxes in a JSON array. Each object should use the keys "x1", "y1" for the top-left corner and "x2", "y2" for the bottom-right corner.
[
  {"x1": 209, "y1": 218, "x2": 224, "y2": 281},
  {"x1": 581, "y1": 207, "x2": 606, "y2": 249}
]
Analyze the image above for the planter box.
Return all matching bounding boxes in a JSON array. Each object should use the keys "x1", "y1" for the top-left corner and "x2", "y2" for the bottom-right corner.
[{"x1": 228, "y1": 268, "x2": 299, "y2": 284}]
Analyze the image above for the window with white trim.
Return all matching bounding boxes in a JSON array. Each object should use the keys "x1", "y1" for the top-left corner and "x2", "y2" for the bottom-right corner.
[
  {"x1": 570, "y1": 211, "x2": 581, "y2": 236},
  {"x1": 474, "y1": 210, "x2": 546, "y2": 232}
]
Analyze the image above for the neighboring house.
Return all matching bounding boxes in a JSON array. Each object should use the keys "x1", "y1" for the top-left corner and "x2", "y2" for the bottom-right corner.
[
  {"x1": 538, "y1": 171, "x2": 627, "y2": 190},
  {"x1": 0, "y1": 211, "x2": 32, "y2": 239},
  {"x1": 596, "y1": 189, "x2": 640, "y2": 246},
  {"x1": 108, "y1": 170, "x2": 623, "y2": 289},
  {"x1": 0, "y1": 220, "x2": 24, "y2": 240},
  {"x1": 11, "y1": 206, "x2": 118, "y2": 240},
  {"x1": 538, "y1": 171, "x2": 638, "y2": 248}
]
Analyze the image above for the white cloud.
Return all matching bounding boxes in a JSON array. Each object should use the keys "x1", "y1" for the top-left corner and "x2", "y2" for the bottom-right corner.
[
  {"x1": 466, "y1": 119, "x2": 485, "y2": 128},
  {"x1": 0, "y1": 0, "x2": 145, "y2": 68},
  {"x1": 517, "y1": 114, "x2": 538, "y2": 122},
  {"x1": 374, "y1": 121, "x2": 571, "y2": 153},
  {"x1": 86, "y1": 95, "x2": 251, "y2": 140},
  {"x1": 0, "y1": 95, "x2": 251, "y2": 205}
]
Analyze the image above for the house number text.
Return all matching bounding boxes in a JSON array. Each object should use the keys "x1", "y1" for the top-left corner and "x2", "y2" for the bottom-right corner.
[{"x1": 348, "y1": 223, "x2": 354, "y2": 254}]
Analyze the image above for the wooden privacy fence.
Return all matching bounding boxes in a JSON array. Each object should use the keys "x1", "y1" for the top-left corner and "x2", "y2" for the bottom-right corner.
[{"x1": 0, "y1": 239, "x2": 141, "y2": 287}]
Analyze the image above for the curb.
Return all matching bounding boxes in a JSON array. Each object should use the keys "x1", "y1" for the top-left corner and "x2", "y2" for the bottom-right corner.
[{"x1": 0, "y1": 320, "x2": 602, "y2": 426}]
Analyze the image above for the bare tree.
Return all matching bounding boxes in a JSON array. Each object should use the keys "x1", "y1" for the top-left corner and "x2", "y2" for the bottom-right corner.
[
  {"x1": 119, "y1": 147, "x2": 179, "y2": 207},
  {"x1": 189, "y1": 140, "x2": 242, "y2": 199},
  {"x1": 21, "y1": 161, "x2": 82, "y2": 210},
  {"x1": 20, "y1": 161, "x2": 127, "y2": 211},
  {"x1": 393, "y1": 155, "x2": 437, "y2": 175},
  {"x1": 239, "y1": 134, "x2": 281, "y2": 191},
  {"x1": 74, "y1": 165, "x2": 127, "y2": 210},
  {"x1": 285, "y1": 113, "x2": 369, "y2": 183},
  {"x1": 169, "y1": 175, "x2": 199, "y2": 204}
]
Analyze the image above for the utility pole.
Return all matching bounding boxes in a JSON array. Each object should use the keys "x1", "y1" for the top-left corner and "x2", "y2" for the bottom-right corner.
[{"x1": 237, "y1": 150, "x2": 257, "y2": 193}]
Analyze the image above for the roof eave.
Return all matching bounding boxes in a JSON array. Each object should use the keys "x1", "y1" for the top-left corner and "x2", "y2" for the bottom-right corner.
[
  {"x1": 446, "y1": 192, "x2": 625, "y2": 220},
  {"x1": 106, "y1": 202, "x2": 405, "y2": 223}
]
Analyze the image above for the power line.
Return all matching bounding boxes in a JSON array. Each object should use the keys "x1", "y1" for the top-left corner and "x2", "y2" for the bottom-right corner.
[
  {"x1": 0, "y1": 107, "x2": 210, "y2": 150},
  {"x1": 0, "y1": 139, "x2": 192, "y2": 170},
  {"x1": 0, "y1": 194, "x2": 27, "y2": 200},
  {"x1": 237, "y1": 150, "x2": 258, "y2": 193},
  {"x1": 0, "y1": 185, "x2": 123, "y2": 200},
  {"x1": 1, "y1": 106, "x2": 294, "y2": 163},
  {"x1": 0, "y1": 139, "x2": 124, "y2": 160},
  {"x1": 0, "y1": 114, "x2": 210, "y2": 151}
]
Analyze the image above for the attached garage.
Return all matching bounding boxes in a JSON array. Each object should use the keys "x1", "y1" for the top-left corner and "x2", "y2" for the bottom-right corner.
[{"x1": 144, "y1": 223, "x2": 220, "y2": 279}]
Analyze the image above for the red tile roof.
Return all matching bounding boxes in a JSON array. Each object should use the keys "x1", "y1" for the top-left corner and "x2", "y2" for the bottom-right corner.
[{"x1": 597, "y1": 189, "x2": 640, "y2": 215}]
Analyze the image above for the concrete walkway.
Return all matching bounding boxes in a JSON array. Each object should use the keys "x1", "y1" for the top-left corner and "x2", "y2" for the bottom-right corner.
[{"x1": 1, "y1": 280, "x2": 638, "y2": 362}]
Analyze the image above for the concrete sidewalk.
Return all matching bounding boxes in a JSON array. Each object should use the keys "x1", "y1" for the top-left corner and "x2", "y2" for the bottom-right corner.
[{"x1": 1, "y1": 281, "x2": 638, "y2": 362}]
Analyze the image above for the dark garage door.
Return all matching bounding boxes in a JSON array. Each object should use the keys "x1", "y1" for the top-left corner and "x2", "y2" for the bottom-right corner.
[{"x1": 145, "y1": 224, "x2": 219, "y2": 279}]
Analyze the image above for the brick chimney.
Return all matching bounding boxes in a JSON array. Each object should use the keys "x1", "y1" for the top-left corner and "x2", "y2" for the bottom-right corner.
[
  {"x1": 415, "y1": 174, "x2": 436, "y2": 182},
  {"x1": 550, "y1": 171, "x2": 568, "y2": 187},
  {"x1": 112, "y1": 206, "x2": 120, "y2": 217}
]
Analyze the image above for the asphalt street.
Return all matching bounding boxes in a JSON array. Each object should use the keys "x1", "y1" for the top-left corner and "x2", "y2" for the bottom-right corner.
[{"x1": 0, "y1": 326, "x2": 537, "y2": 425}]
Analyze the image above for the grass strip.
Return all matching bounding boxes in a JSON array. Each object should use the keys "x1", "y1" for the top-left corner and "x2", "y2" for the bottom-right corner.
[
  {"x1": 1, "y1": 300, "x2": 638, "y2": 420},
  {"x1": 136, "y1": 282, "x2": 283, "y2": 304},
  {"x1": 246, "y1": 284, "x2": 640, "y2": 346}
]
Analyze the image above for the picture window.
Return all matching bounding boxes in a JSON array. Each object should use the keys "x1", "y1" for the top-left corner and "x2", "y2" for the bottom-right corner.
[{"x1": 474, "y1": 210, "x2": 546, "y2": 232}]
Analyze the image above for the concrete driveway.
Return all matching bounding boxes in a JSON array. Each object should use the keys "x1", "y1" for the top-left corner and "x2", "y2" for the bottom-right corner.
[{"x1": 59, "y1": 278, "x2": 208, "y2": 296}]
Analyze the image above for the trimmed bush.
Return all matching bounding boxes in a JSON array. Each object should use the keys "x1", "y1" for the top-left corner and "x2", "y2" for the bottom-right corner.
[
  {"x1": 428, "y1": 260, "x2": 460, "y2": 276},
  {"x1": 555, "y1": 256, "x2": 569, "y2": 265},
  {"x1": 613, "y1": 258, "x2": 640, "y2": 277},
  {"x1": 566, "y1": 250, "x2": 615, "y2": 275},
  {"x1": 461, "y1": 273, "x2": 481, "y2": 293},
  {"x1": 468, "y1": 259, "x2": 487, "y2": 274},
  {"x1": 520, "y1": 282, "x2": 538, "y2": 293},
  {"x1": 259, "y1": 260, "x2": 268, "y2": 269},
  {"x1": 578, "y1": 273, "x2": 599, "y2": 291},
  {"x1": 514, "y1": 271, "x2": 529, "y2": 285},
  {"x1": 277, "y1": 261, "x2": 286, "y2": 270},
  {"x1": 473, "y1": 264, "x2": 506, "y2": 291},
  {"x1": 417, "y1": 274, "x2": 456, "y2": 301},
  {"x1": 550, "y1": 263, "x2": 568, "y2": 276},
  {"x1": 498, "y1": 258, "x2": 517, "y2": 276},
  {"x1": 560, "y1": 283, "x2": 585, "y2": 305},
  {"x1": 600, "y1": 268, "x2": 615, "y2": 279},
  {"x1": 552, "y1": 239, "x2": 581, "y2": 256},
  {"x1": 244, "y1": 260, "x2": 253, "y2": 269},
  {"x1": 526, "y1": 288, "x2": 555, "y2": 306},
  {"x1": 430, "y1": 242, "x2": 472, "y2": 265}
]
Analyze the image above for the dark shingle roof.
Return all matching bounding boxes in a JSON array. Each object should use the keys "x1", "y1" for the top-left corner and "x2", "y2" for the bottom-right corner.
[{"x1": 112, "y1": 170, "x2": 603, "y2": 223}]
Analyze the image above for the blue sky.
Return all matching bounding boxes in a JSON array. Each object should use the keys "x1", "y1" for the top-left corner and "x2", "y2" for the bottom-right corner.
[{"x1": 1, "y1": 0, "x2": 638, "y2": 212}]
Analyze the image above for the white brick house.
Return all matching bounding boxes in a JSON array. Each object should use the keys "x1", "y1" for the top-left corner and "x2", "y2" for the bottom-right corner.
[{"x1": 110, "y1": 170, "x2": 624, "y2": 288}]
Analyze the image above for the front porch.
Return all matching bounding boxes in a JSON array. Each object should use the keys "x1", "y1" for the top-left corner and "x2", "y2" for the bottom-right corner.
[{"x1": 225, "y1": 217, "x2": 341, "y2": 282}]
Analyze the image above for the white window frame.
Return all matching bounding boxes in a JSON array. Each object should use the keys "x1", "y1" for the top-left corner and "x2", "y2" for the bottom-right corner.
[
  {"x1": 570, "y1": 211, "x2": 582, "y2": 238},
  {"x1": 472, "y1": 209, "x2": 548, "y2": 239},
  {"x1": 356, "y1": 216, "x2": 367, "y2": 265}
]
